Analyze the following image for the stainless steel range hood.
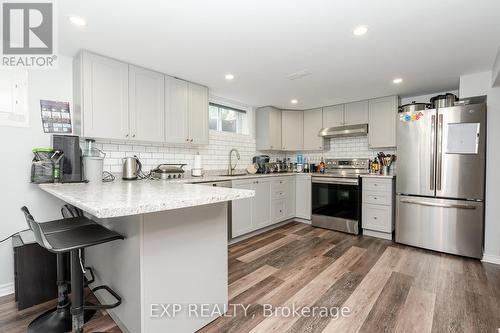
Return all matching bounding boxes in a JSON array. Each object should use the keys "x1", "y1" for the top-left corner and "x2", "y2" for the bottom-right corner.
[{"x1": 319, "y1": 124, "x2": 368, "y2": 138}]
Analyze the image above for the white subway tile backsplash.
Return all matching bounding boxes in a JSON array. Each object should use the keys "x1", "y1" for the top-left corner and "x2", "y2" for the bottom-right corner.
[{"x1": 88, "y1": 130, "x2": 396, "y2": 174}]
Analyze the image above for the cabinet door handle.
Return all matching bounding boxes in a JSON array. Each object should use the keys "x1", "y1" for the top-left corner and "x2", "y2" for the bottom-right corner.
[
  {"x1": 190, "y1": 139, "x2": 193, "y2": 143},
  {"x1": 132, "y1": 134, "x2": 136, "y2": 138},
  {"x1": 185, "y1": 138, "x2": 189, "y2": 142},
  {"x1": 125, "y1": 134, "x2": 129, "y2": 138},
  {"x1": 374, "y1": 217, "x2": 378, "y2": 220}
]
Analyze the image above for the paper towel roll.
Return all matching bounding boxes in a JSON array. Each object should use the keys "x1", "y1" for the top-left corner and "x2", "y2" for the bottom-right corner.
[{"x1": 193, "y1": 153, "x2": 202, "y2": 169}]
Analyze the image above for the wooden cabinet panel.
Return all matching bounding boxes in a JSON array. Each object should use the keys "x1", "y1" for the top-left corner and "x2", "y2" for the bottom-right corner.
[
  {"x1": 368, "y1": 96, "x2": 398, "y2": 148},
  {"x1": 345, "y1": 100, "x2": 369, "y2": 125},
  {"x1": 81, "y1": 52, "x2": 129, "y2": 140},
  {"x1": 281, "y1": 111, "x2": 303, "y2": 151},
  {"x1": 165, "y1": 76, "x2": 189, "y2": 143},
  {"x1": 129, "y1": 66, "x2": 165, "y2": 142},
  {"x1": 322, "y1": 104, "x2": 344, "y2": 128},
  {"x1": 303, "y1": 108, "x2": 324, "y2": 150}
]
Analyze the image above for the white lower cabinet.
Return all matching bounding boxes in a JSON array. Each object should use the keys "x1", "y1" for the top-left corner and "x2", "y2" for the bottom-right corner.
[
  {"x1": 231, "y1": 180, "x2": 254, "y2": 237},
  {"x1": 253, "y1": 179, "x2": 272, "y2": 228},
  {"x1": 231, "y1": 176, "x2": 296, "y2": 238},
  {"x1": 362, "y1": 177, "x2": 395, "y2": 240}
]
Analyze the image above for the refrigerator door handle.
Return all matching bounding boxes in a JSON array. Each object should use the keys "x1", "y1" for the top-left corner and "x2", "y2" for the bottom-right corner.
[
  {"x1": 437, "y1": 114, "x2": 443, "y2": 190},
  {"x1": 399, "y1": 198, "x2": 476, "y2": 210},
  {"x1": 430, "y1": 115, "x2": 436, "y2": 191}
]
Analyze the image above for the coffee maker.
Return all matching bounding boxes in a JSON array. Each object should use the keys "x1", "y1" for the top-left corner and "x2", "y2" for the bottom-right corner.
[{"x1": 52, "y1": 135, "x2": 83, "y2": 183}]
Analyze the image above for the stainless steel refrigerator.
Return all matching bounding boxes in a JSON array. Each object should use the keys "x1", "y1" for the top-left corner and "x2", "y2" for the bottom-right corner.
[{"x1": 396, "y1": 100, "x2": 486, "y2": 258}]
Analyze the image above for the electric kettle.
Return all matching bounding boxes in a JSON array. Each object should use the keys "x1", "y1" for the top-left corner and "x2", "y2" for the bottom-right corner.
[{"x1": 122, "y1": 156, "x2": 142, "y2": 180}]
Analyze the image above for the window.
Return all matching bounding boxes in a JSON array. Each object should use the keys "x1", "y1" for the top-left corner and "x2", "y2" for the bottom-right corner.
[{"x1": 209, "y1": 103, "x2": 248, "y2": 134}]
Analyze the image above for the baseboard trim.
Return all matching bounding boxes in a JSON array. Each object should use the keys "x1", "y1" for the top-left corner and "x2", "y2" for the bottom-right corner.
[
  {"x1": 0, "y1": 282, "x2": 14, "y2": 297},
  {"x1": 482, "y1": 254, "x2": 500, "y2": 265}
]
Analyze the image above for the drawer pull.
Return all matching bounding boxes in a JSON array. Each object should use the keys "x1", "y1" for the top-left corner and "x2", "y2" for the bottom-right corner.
[{"x1": 374, "y1": 217, "x2": 378, "y2": 220}]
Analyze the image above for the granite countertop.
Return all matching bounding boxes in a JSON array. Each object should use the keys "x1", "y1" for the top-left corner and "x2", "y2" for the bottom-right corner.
[
  {"x1": 39, "y1": 180, "x2": 255, "y2": 219},
  {"x1": 174, "y1": 172, "x2": 310, "y2": 184}
]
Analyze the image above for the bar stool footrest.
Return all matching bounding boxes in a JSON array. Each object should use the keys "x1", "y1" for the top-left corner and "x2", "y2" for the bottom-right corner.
[{"x1": 85, "y1": 285, "x2": 122, "y2": 310}]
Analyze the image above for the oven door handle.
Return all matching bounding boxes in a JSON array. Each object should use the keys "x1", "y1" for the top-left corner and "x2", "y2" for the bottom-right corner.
[{"x1": 312, "y1": 178, "x2": 359, "y2": 185}]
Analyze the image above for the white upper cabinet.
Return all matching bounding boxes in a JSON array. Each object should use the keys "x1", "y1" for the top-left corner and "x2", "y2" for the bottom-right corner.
[
  {"x1": 129, "y1": 66, "x2": 165, "y2": 142},
  {"x1": 322, "y1": 104, "x2": 344, "y2": 128},
  {"x1": 165, "y1": 76, "x2": 189, "y2": 143},
  {"x1": 256, "y1": 106, "x2": 282, "y2": 150},
  {"x1": 188, "y1": 83, "x2": 209, "y2": 145},
  {"x1": 77, "y1": 51, "x2": 129, "y2": 140},
  {"x1": 344, "y1": 100, "x2": 369, "y2": 125},
  {"x1": 303, "y1": 108, "x2": 324, "y2": 150},
  {"x1": 368, "y1": 96, "x2": 399, "y2": 148},
  {"x1": 281, "y1": 110, "x2": 304, "y2": 151},
  {"x1": 74, "y1": 50, "x2": 209, "y2": 144}
]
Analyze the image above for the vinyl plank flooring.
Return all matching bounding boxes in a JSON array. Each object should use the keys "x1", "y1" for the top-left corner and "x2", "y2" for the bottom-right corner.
[
  {"x1": 321, "y1": 247, "x2": 405, "y2": 333},
  {"x1": 250, "y1": 247, "x2": 366, "y2": 333},
  {"x1": 5, "y1": 222, "x2": 500, "y2": 333},
  {"x1": 287, "y1": 271, "x2": 365, "y2": 333},
  {"x1": 229, "y1": 265, "x2": 279, "y2": 299},
  {"x1": 358, "y1": 271, "x2": 414, "y2": 333},
  {"x1": 394, "y1": 286, "x2": 435, "y2": 333},
  {"x1": 237, "y1": 234, "x2": 299, "y2": 263}
]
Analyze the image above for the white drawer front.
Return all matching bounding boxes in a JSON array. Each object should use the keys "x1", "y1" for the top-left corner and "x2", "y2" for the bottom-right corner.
[
  {"x1": 363, "y1": 178, "x2": 392, "y2": 193},
  {"x1": 272, "y1": 189, "x2": 287, "y2": 200},
  {"x1": 362, "y1": 191, "x2": 392, "y2": 206},
  {"x1": 362, "y1": 204, "x2": 392, "y2": 232},
  {"x1": 272, "y1": 199, "x2": 286, "y2": 221},
  {"x1": 271, "y1": 178, "x2": 287, "y2": 192}
]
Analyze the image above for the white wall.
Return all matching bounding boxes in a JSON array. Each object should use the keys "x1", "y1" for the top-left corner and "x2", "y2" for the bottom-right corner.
[
  {"x1": 0, "y1": 56, "x2": 74, "y2": 294},
  {"x1": 459, "y1": 71, "x2": 500, "y2": 264}
]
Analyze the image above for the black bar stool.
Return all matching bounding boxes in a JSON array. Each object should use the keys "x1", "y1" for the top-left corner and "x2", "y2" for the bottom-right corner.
[{"x1": 21, "y1": 206, "x2": 124, "y2": 333}]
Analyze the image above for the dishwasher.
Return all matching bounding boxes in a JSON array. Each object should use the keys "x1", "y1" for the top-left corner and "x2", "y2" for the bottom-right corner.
[{"x1": 199, "y1": 181, "x2": 233, "y2": 240}]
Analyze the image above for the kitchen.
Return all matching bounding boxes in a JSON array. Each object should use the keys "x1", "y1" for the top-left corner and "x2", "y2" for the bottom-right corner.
[{"x1": 1, "y1": 1, "x2": 500, "y2": 333}]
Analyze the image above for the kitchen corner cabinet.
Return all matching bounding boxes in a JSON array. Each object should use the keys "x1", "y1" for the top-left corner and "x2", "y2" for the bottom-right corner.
[
  {"x1": 74, "y1": 51, "x2": 129, "y2": 140},
  {"x1": 281, "y1": 110, "x2": 303, "y2": 151},
  {"x1": 256, "y1": 106, "x2": 282, "y2": 150},
  {"x1": 368, "y1": 96, "x2": 399, "y2": 148},
  {"x1": 231, "y1": 177, "x2": 295, "y2": 238},
  {"x1": 303, "y1": 108, "x2": 324, "y2": 150},
  {"x1": 129, "y1": 65, "x2": 165, "y2": 142}
]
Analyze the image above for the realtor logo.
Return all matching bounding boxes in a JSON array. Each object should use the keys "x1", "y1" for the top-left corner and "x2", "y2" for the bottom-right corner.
[{"x1": 1, "y1": 1, "x2": 57, "y2": 68}]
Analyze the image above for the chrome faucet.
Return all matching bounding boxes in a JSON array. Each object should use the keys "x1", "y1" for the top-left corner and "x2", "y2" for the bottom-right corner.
[{"x1": 228, "y1": 148, "x2": 240, "y2": 175}]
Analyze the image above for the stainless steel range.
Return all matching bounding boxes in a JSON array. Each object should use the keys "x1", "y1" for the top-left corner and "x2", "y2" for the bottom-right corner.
[{"x1": 311, "y1": 158, "x2": 370, "y2": 234}]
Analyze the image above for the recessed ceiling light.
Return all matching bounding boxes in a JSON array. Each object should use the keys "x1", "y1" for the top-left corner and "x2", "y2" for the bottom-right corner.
[
  {"x1": 393, "y1": 78, "x2": 403, "y2": 84},
  {"x1": 68, "y1": 15, "x2": 87, "y2": 27},
  {"x1": 225, "y1": 74, "x2": 234, "y2": 81},
  {"x1": 291, "y1": 99, "x2": 298, "y2": 104},
  {"x1": 353, "y1": 25, "x2": 368, "y2": 36}
]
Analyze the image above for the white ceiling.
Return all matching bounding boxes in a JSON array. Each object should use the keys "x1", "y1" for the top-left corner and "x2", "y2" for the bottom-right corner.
[{"x1": 59, "y1": 0, "x2": 500, "y2": 109}]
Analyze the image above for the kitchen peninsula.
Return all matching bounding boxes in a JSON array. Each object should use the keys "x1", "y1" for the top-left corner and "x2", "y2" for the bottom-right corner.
[{"x1": 39, "y1": 180, "x2": 254, "y2": 333}]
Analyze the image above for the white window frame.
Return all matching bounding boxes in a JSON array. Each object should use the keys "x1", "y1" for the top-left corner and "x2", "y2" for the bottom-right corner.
[{"x1": 208, "y1": 96, "x2": 251, "y2": 135}]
